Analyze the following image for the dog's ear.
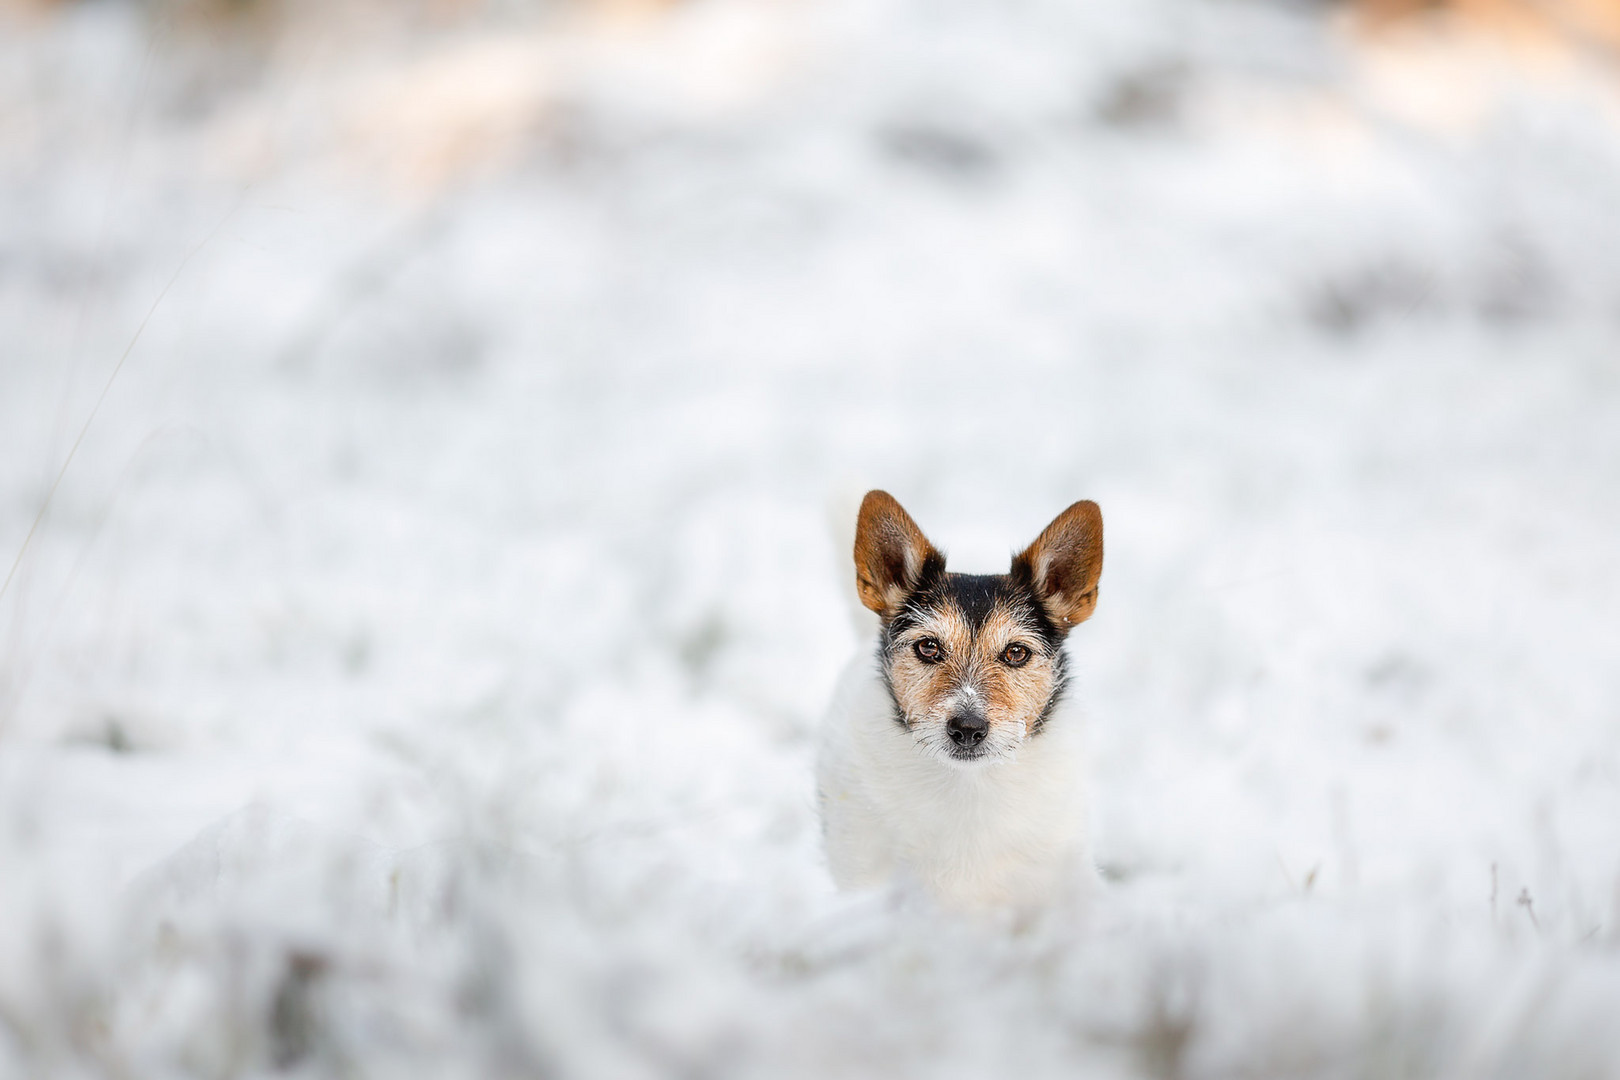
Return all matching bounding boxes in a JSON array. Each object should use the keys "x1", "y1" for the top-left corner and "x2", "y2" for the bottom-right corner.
[
  {"x1": 854, "y1": 491, "x2": 942, "y2": 618},
  {"x1": 1014, "y1": 500, "x2": 1103, "y2": 630}
]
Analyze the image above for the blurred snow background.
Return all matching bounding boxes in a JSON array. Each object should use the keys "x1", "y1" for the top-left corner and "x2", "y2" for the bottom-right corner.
[{"x1": 3, "y1": 0, "x2": 1620, "y2": 1074}]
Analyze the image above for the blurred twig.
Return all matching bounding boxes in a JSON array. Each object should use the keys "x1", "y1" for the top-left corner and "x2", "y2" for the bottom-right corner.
[
  {"x1": 0, "y1": 201, "x2": 241, "y2": 616},
  {"x1": 274, "y1": 206, "x2": 448, "y2": 374}
]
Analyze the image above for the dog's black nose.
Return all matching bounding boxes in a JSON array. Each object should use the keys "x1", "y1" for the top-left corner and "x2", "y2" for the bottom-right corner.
[{"x1": 946, "y1": 710, "x2": 988, "y2": 747}]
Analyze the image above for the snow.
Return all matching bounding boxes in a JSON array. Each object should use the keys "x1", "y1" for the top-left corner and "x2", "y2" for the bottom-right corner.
[{"x1": 3, "y1": 0, "x2": 1620, "y2": 1074}]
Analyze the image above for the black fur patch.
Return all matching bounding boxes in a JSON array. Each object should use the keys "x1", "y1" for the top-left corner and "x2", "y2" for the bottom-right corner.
[
  {"x1": 888, "y1": 571, "x2": 1065, "y2": 651},
  {"x1": 876, "y1": 641, "x2": 910, "y2": 731},
  {"x1": 1029, "y1": 651, "x2": 1070, "y2": 735},
  {"x1": 946, "y1": 574, "x2": 1001, "y2": 631}
]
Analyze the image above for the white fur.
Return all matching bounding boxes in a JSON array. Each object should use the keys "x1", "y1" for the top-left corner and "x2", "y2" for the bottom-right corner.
[{"x1": 816, "y1": 646, "x2": 1091, "y2": 911}]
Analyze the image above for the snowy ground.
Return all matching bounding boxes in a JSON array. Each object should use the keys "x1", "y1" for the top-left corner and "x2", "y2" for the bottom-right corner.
[{"x1": 3, "y1": 0, "x2": 1620, "y2": 1075}]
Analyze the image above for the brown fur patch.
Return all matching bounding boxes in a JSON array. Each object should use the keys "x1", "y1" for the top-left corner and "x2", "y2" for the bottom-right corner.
[
  {"x1": 1016, "y1": 500, "x2": 1104, "y2": 628},
  {"x1": 854, "y1": 490, "x2": 940, "y2": 617}
]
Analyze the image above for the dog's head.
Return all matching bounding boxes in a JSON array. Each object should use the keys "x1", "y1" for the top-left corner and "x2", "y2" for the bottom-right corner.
[{"x1": 854, "y1": 491, "x2": 1103, "y2": 766}]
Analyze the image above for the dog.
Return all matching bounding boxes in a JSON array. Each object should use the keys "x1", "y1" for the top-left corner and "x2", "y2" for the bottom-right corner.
[{"x1": 817, "y1": 491, "x2": 1103, "y2": 911}]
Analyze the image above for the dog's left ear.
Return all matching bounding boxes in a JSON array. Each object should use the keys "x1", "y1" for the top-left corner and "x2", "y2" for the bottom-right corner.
[
  {"x1": 1014, "y1": 500, "x2": 1103, "y2": 630},
  {"x1": 854, "y1": 490, "x2": 942, "y2": 619}
]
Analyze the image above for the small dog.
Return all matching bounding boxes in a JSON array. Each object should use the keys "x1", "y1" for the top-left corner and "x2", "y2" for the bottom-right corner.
[{"x1": 817, "y1": 491, "x2": 1103, "y2": 911}]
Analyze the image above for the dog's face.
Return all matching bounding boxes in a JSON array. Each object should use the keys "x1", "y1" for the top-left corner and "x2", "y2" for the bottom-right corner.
[{"x1": 855, "y1": 491, "x2": 1103, "y2": 766}]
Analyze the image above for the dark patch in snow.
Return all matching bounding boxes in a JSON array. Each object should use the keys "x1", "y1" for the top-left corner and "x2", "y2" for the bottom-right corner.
[
  {"x1": 1095, "y1": 62, "x2": 1191, "y2": 131},
  {"x1": 269, "y1": 948, "x2": 329, "y2": 1070},
  {"x1": 1307, "y1": 258, "x2": 1438, "y2": 335},
  {"x1": 878, "y1": 124, "x2": 999, "y2": 180}
]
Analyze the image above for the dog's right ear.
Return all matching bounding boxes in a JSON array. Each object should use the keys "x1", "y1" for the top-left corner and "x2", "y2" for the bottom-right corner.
[
  {"x1": 854, "y1": 491, "x2": 942, "y2": 619},
  {"x1": 1014, "y1": 500, "x2": 1103, "y2": 630}
]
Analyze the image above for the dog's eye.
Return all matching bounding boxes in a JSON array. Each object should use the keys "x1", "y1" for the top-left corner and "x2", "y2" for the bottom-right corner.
[
  {"x1": 913, "y1": 638, "x2": 943, "y2": 663},
  {"x1": 1001, "y1": 642, "x2": 1031, "y2": 667}
]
